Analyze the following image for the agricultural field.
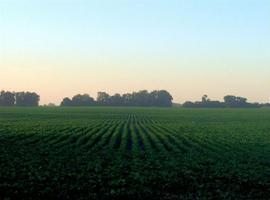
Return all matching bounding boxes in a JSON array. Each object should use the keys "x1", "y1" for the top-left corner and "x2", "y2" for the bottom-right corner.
[{"x1": 1, "y1": 107, "x2": 270, "y2": 199}]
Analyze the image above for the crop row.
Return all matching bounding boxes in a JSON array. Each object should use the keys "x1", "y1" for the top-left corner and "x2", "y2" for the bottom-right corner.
[{"x1": 1, "y1": 115, "x2": 253, "y2": 158}]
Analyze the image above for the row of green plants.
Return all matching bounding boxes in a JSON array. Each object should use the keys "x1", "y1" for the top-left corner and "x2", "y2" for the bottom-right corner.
[{"x1": 1, "y1": 107, "x2": 270, "y2": 199}]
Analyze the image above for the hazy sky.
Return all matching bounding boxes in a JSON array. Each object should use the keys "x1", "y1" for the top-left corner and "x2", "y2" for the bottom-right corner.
[{"x1": 1, "y1": 0, "x2": 270, "y2": 104}]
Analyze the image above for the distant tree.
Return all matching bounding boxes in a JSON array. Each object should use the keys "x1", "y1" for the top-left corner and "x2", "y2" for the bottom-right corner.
[
  {"x1": 60, "y1": 94, "x2": 95, "y2": 106},
  {"x1": 183, "y1": 95, "x2": 225, "y2": 108},
  {"x1": 132, "y1": 90, "x2": 150, "y2": 106},
  {"x1": 122, "y1": 93, "x2": 133, "y2": 106},
  {"x1": 223, "y1": 95, "x2": 237, "y2": 107},
  {"x1": 224, "y1": 95, "x2": 246, "y2": 107},
  {"x1": 150, "y1": 90, "x2": 173, "y2": 107},
  {"x1": 60, "y1": 97, "x2": 73, "y2": 106},
  {"x1": 223, "y1": 95, "x2": 260, "y2": 108},
  {"x1": 202, "y1": 95, "x2": 209, "y2": 103},
  {"x1": 60, "y1": 90, "x2": 173, "y2": 107},
  {"x1": 110, "y1": 93, "x2": 123, "y2": 106},
  {"x1": 15, "y1": 92, "x2": 40, "y2": 106},
  {"x1": 182, "y1": 101, "x2": 195, "y2": 108},
  {"x1": 72, "y1": 94, "x2": 95, "y2": 106},
  {"x1": 203, "y1": 101, "x2": 225, "y2": 108},
  {"x1": 97, "y1": 92, "x2": 110, "y2": 105},
  {"x1": 0, "y1": 91, "x2": 15, "y2": 106},
  {"x1": 183, "y1": 95, "x2": 261, "y2": 108}
]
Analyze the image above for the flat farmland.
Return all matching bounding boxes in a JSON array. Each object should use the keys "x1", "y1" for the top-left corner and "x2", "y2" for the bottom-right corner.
[{"x1": 1, "y1": 107, "x2": 270, "y2": 199}]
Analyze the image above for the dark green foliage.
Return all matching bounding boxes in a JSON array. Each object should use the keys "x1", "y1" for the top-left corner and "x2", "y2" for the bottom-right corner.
[
  {"x1": 0, "y1": 91, "x2": 15, "y2": 106},
  {"x1": 183, "y1": 95, "x2": 261, "y2": 108},
  {"x1": 15, "y1": 92, "x2": 40, "y2": 106},
  {"x1": 109, "y1": 93, "x2": 123, "y2": 106},
  {"x1": 72, "y1": 94, "x2": 95, "y2": 106},
  {"x1": 0, "y1": 91, "x2": 40, "y2": 107},
  {"x1": 183, "y1": 100, "x2": 226, "y2": 108},
  {"x1": 97, "y1": 92, "x2": 111, "y2": 105},
  {"x1": 224, "y1": 95, "x2": 261, "y2": 108},
  {"x1": 61, "y1": 90, "x2": 173, "y2": 107},
  {"x1": 60, "y1": 97, "x2": 73, "y2": 106},
  {"x1": 1, "y1": 107, "x2": 270, "y2": 199},
  {"x1": 15, "y1": 92, "x2": 39, "y2": 106},
  {"x1": 61, "y1": 94, "x2": 95, "y2": 106}
]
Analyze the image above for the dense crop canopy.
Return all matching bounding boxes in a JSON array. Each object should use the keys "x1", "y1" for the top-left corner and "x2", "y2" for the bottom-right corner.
[{"x1": 1, "y1": 107, "x2": 270, "y2": 199}]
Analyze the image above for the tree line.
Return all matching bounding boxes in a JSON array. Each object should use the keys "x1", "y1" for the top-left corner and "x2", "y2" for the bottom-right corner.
[
  {"x1": 182, "y1": 95, "x2": 269, "y2": 108},
  {"x1": 0, "y1": 91, "x2": 40, "y2": 107},
  {"x1": 60, "y1": 90, "x2": 173, "y2": 107},
  {"x1": 1, "y1": 89, "x2": 270, "y2": 108}
]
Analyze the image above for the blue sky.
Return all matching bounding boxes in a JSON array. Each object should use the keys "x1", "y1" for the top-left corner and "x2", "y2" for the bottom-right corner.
[{"x1": 1, "y1": 0, "x2": 270, "y2": 104}]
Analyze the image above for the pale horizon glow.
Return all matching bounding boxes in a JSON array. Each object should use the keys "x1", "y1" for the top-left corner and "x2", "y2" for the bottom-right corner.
[{"x1": 1, "y1": 0, "x2": 270, "y2": 105}]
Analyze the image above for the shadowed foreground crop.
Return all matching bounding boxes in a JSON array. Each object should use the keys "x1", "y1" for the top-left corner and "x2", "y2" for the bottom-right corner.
[{"x1": 1, "y1": 107, "x2": 270, "y2": 199}]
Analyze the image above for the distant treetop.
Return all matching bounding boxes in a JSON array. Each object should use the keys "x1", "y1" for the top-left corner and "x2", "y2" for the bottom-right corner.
[
  {"x1": 0, "y1": 91, "x2": 40, "y2": 107},
  {"x1": 183, "y1": 95, "x2": 261, "y2": 108},
  {"x1": 1, "y1": 89, "x2": 269, "y2": 108},
  {"x1": 61, "y1": 90, "x2": 173, "y2": 107}
]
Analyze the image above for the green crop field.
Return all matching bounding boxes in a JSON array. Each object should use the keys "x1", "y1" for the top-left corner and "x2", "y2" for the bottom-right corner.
[{"x1": 1, "y1": 107, "x2": 270, "y2": 199}]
